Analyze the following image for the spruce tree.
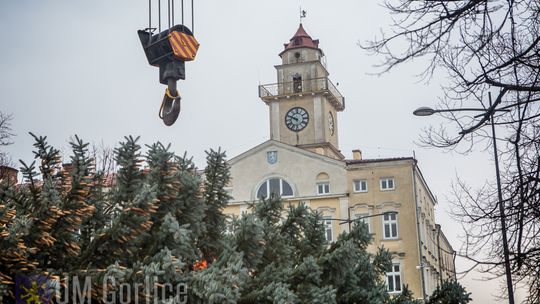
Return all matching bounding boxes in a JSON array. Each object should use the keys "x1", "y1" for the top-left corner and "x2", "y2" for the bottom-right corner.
[
  {"x1": 427, "y1": 281, "x2": 472, "y2": 304},
  {"x1": 0, "y1": 134, "x2": 233, "y2": 303},
  {"x1": 0, "y1": 134, "x2": 412, "y2": 303},
  {"x1": 232, "y1": 196, "x2": 394, "y2": 304}
]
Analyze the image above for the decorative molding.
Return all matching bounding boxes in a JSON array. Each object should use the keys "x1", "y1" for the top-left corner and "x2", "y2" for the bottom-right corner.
[
  {"x1": 350, "y1": 203, "x2": 374, "y2": 211},
  {"x1": 316, "y1": 172, "x2": 329, "y2": 181},
  {"x1": 376, "y1": 201, "x2": 401, "y2": 209},
  {"x1": 316, "y1": 206, "x2": 336, "y2": 214},
  {"x1": 390, "y1": 251, "x2": 406, "y2": 258}
]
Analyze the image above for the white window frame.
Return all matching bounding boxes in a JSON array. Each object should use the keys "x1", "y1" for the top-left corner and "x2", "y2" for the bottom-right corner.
[
  {"x1": 240, "y1": 205, "x2": 248, "y2": 217},
  {"x1": 382, "y1": 212, "x2": 399, "y2": 239},
  {"x1": 386, "y1": 263, "x2": 402, "y2": 293},
  {"x1": 224, "y1": 187, "x2": 233, "y2": 199},
  {"x1": 419, "y1": 218, "x2": 426, "y2": 245},
  {"x1": 354, "y1": 213, "x2": 371, "y2": 233},
  {"x1": 224, "y1": 217, "x2": 234, "y2": 235},
  {"x1": 324, "y1": 216, "x2": 333, "y2": 242},
  {"x1": 353, "y1": 179, "x2": 368, "y2": 193},
  {"x1": 257, "y1": 178, "x2": 294, "y2": 199},
  {"x1": 380, "y1": 177, "x2": 395, "y2": 191},
  {"x1": 317, "y1": 182, "x2": 330, "y2": 195}
]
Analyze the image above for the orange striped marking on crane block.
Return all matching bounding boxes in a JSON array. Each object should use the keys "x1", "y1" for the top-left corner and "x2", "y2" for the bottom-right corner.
[{"x1": 168, "y1": 31, "x2": 199, "y2": 62}]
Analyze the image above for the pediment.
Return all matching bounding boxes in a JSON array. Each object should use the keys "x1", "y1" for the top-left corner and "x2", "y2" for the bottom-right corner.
[{"x1": 229, "y1": 140, "x2": 345, "y2": 168}]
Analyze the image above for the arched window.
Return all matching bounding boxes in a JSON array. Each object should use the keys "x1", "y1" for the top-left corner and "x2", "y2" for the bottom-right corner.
[
  {"x1": 256, "y1": 178, "x2": 294, "y2": 199},
  {"x1": 293, "y1": 73, "x2": 303, "y2": 93},
  {"x1": 316, "y1": 172, "x2": 330, "y2": 195}
]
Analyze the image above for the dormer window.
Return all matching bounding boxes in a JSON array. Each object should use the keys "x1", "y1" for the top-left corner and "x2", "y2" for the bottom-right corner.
[{"x1": 257, "y1": 178, "x2": 294, "y2": 199}]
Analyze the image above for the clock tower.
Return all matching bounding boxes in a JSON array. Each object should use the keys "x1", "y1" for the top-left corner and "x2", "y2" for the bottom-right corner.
[{"x1": 259, "y1": 24, "x2": 345, "y2": 160}]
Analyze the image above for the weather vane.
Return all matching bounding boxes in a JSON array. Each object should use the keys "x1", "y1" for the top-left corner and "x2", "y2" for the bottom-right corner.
[{"x1": 300, "y1": 7, "x2": 307, "y2": 23}]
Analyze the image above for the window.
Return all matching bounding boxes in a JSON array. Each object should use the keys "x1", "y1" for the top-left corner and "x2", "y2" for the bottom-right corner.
[
  {"x1": 225, "y1": 187, "x2": 233, "y2": 199},
  {"x1": 419, "y1": 219, "x2": 426, "y2": 244},
  {"x1": 386, "y1": 263, "x2": 402, "y2": 293},
  {"x1": 224, "y1": 217, "x2": 234, "y2": 235},
  {"x1": 383, "y1": 212, "x2": 398, "y2": 239},
  {"x1": 324, "y1": 217, "x2": 333, "y2": 242},
  {"x1": 293, "y1": 74, "x2": 303, "y2": 93},
  {"x1": 240, "y1": 206, "x2": 248, "y2": 217},
  {"x1": 380, "y1": 177, "x2": 395, "y2": 191},
  {"x1": 256, "y1": 178, "x2": 293, "y2": 199},
  {"x1": 353, "y1": 179, "x2": 368, "y2": 192},
  {"x1": 354, "y1": 213, "x2": 371, "y2": 232},
  {"x1": 317, "y1": 182, "x2": 330, "y2": 195}
]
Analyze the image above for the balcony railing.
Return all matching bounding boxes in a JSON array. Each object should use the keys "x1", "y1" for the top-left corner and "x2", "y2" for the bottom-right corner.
[{"x1": 259, "y1": 77, "x2": 345, "y2": 110}]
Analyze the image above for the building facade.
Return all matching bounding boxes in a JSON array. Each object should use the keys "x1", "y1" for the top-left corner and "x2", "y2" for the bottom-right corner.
[{"x1": 223, "y1": 24, "x2": 456, "y2": 300}]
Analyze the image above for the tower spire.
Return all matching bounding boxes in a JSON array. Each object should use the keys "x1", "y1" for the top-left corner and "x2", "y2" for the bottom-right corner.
[{"x1": 279, "y1": 23, "x2": 322, "y2": 57}]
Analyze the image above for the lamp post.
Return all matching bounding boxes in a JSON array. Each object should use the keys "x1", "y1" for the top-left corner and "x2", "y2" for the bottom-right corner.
[{"x1": 413, "y1": 93, "x2": 515, "y2": 304}]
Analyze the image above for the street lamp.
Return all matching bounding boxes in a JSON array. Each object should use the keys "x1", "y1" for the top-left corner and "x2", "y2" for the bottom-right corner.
[
  {"x1": 413, "y1": 93, "x2": 515, "y2": 304},
  {"x1": 412, "y1": 106, "x2": 492, "y2": 117}
]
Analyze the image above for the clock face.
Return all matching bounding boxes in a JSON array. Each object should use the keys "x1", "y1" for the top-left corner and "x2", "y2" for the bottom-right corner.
[
  {"x1": 285, "y1": 107, "x2": 309, "y2": 131},
  {"x1": 328, "y1": 112, "x2": 335, "y2": 135}
]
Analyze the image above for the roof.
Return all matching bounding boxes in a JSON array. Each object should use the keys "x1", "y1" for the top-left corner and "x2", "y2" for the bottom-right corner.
[
  {"x1": 345, "y1": 157, "x2": 414, "y2": 165},
  {"x1": 279, "y1": 24, "x2": 322, "y2": 57}
]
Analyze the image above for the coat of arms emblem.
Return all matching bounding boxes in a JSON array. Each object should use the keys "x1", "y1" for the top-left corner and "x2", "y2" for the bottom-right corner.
[{"x1": 267, "y1": 151, "x2": 278, "y2": 164}]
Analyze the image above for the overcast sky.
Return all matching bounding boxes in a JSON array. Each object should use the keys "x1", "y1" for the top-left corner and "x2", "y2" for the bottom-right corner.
[{"x1": 0, "y1": 1, "x2": 526, "y2": 302}]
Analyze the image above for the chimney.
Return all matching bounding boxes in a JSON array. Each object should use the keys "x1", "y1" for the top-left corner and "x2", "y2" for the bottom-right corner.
[
  {"x1": 0, "y1": 165, "x2": 18, "y2": 184},
  {"x1": 352, "y1": 149, "x2": 362, "y2": 160}
]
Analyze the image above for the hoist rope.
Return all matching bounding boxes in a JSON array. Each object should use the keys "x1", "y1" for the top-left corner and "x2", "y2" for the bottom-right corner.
[
  {"x1": 146, "y1": 0, "x2": 194, "y2": 35},
  {"x1": 172, "y1": 0, "x2": 175, "y2": 25},
  {"x1": 148, "y1": 0, "x2": 152, "y2": 31},
  {"x1": 167, "y1": 0, "x2": 171, "y2": 29},
  {"x1": 181, "y1": 0, "x2": 184, "y2": 26}
]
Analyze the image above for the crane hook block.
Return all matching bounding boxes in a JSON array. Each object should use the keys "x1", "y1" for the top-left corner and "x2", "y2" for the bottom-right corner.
[
  {"x1": 169, "y1": 31, "x2": 199, "y2": 62},
  {"x1": 138, "y1": 25, "x2": 198, "y2": 126},
  {"x1": 138, "y1": 25, "x2": 197, "y2": 84}
]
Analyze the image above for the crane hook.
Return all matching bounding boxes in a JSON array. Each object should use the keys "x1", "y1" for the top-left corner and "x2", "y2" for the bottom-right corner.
[{"x1": 159, "y1": 79, "x2": 181, "y2": 126}]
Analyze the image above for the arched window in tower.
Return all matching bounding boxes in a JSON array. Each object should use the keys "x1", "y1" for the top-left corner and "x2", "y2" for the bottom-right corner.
[
  {"x1": 293, "y1": 73, "x2": 303, "y2": 93},
  {"x1": 256, "y1": 178, "x2": 294, "y2": 199}
]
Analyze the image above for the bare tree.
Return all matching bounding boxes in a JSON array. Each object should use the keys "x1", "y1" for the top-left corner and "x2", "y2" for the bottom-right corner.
[
  {"x1": 0, "y1": 112, "x2": 15, "y2": 167},
  {"x1": 362, "y1": 0, "x2": 540, "y2": 302},
  {"x1": 91, "y1": 141, "x2": 116, "y2": 178}
]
